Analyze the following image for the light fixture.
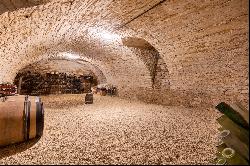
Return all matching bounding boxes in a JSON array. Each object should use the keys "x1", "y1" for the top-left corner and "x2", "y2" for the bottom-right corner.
[
  {"x1": 57, "y1": 52, "x2": 80, "y2": 60},
  {"x1": 88, "y1": 27, "x2": 120, "y2": 42}
]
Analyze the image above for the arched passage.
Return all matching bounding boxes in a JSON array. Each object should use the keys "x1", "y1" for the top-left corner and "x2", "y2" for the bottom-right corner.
[
  {"x1": 16, "y1": 58, "x2": 107, "y2": 85},
  {"x1": 0, "y1": 0, "x2": 248, "y2": 108},
  {"x1": 13, "y1": 57, "x2": 109, "y2": 95},
  {"x1": 0, "y1": 5, "x2": 157, "y2": 99},
  {"x1": 122, "y1": 37, "x2": 170, "y2": 90},
  {"x1": 0, "y1": 0, "x2": 248, "y2": 165}
]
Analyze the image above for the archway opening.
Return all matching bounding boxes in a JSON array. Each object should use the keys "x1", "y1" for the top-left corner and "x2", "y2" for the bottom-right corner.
[
  {"x1": 122, "y1": 37, "x2": 170, "y2": 90},
  {"x1": 13, "y1": 58, "x2": 106, "y2": 96}
]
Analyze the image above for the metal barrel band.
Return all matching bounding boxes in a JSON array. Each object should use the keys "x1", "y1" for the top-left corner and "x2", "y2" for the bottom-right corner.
[
  {"x1": 23, "y1": 100, "x2": 26, "y2": 140},
  {"x1": 23, "y1": 96, "x2": 31, "y2": 141},
  {"x1": 36, "y1": 101, "x2": 44, "y2": 137},
  {"x1": 26, "y1": 101, "x2": 31, "y2": 140}
]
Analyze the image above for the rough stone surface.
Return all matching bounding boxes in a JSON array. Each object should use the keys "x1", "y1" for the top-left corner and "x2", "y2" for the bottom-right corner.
[
  {"x1": 0, "y1": 94, "x2": 221, "y2": 165},
  {"x1": 124, "y1": 0, "x2": 249, "y2": 108},
  {"x1": 0, "y1": 0, "x2": 248, "y2": 108},
  {"x1": 0, "y1": 0, "x2": 51, "y2": 15}
]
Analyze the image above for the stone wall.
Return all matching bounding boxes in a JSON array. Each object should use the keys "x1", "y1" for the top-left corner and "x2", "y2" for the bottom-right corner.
[
  {"x1": 0, "y1": 0, "x2": 248, "y2": 108},
  {"x1": 120, "y1": 0, "x2": 249, "y2": 108}
]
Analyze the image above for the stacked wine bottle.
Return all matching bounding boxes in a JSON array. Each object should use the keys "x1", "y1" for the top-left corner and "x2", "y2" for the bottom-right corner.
[{"x1": 214, "y1": 102, "x2": 249, "y2": 165}]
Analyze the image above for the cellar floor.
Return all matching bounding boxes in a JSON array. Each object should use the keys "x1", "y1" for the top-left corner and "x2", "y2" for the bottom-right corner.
[{"x1": 0, "y1": 94, "x2": 221, "y2": 165}]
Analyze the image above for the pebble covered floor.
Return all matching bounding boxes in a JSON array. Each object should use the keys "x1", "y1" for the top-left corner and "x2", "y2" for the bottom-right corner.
[{"x1": 0, "y1": 94, "x2": 221, "y2": 165}]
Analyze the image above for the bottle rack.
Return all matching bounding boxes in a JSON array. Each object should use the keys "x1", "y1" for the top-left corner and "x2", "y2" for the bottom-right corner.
[
  {"x1": 213, "y1": 102, "x2": 249, "y2": 165},
  {"x1": 14, "y1": 72, "x2": 94, "y2": 95}
]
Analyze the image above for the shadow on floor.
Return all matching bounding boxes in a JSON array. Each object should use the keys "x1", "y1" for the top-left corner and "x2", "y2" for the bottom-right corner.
[{"x1": 0, "y1": 136, "x2": 41, "y2": 160}]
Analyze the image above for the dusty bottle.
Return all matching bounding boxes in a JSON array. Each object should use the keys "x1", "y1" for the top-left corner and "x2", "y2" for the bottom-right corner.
[
  {"x1": 215, "y1": 157, "x2": 227, "y2": 165},
  {"x1": 216, "y1": 139, "x2": 227, "y2": 155},
  {"x1": 214, "y1": 138, "x2": 227, "y2": 165},
  {"x1": 219, "y1": 130, "x2": 249, "y2": 161},
  {"x1": 222, "y1": 148, "x2": 248, "y2": 165}
]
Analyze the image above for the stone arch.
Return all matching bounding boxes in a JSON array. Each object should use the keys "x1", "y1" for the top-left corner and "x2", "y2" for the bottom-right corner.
[
  {"x1": 122, "y1": 37, "x2": 170, "y2": 90},
  {"x1": 0, "y1": 32, "x2": 155, "y2": 95},
  {"x1": 0, "y1": 38, "x2": 156, "y2": 101},
  {"x1": 0, "y1": 3, "x2": 161, "y2": 98},
  {"x1": 15, "y1": 58, "x2": 107, "y2": 85}
]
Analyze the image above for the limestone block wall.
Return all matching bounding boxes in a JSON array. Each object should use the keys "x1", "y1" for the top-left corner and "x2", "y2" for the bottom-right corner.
[
  {"x1": 0, "y1": 0, "x2": 153, "y2": 92},
  {"x1": 0, "y1": 0, "x2": 51, "y2": 15},
  {"x1": 131, "y1": 48, "x2": 158, "y2": 85},
  {"x1": 0, "y1": 0, "x2": 248, "y2": 108},
  {"x1": 120, "y1": 0, "x2": 249, "y2": 108},
  {"x1": 153, "y1": 57, "x2": 171, "y2": 90}
]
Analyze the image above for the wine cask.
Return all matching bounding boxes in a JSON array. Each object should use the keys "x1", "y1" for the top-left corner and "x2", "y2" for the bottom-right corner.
[{"x1": 0, "y1": 95, "x2": 44, "y2": 147}]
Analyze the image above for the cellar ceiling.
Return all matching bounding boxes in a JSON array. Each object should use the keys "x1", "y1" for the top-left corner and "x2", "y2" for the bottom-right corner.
[
  {"x1": 0, "y1": 0, "x2": 248, "y2": 107},
  {"x1": 0, "y1": 0, "x2": 51, "y2": 15}
]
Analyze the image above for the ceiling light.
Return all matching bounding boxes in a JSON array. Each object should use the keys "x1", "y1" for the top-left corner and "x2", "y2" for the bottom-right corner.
[
  {"x1": 57, "y1": 52, "x2": 80, "y2": 60},
  {"x1": 88, "y1": 27, "x2": 120, "y2": 42}
]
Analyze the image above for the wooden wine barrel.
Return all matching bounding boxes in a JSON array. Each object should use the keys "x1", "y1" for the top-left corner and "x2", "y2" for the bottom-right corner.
[
  {"x1": 85, "y1": 93, "x2": 93, "y2": 104},
  {"x1": 0, "y1": 95, "x2": 44, "y2": 147}
]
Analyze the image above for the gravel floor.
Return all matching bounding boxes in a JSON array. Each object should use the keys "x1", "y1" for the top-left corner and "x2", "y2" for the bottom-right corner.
[{"x1": 0, "y1": 94, "x2": 221, "y2": 165}]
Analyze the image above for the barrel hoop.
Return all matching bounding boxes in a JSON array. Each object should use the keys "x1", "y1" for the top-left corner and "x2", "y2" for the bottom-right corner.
[
  {"x1": 36, "y1": 102, "x2": 44, "y2": 137},
  {"x1": 22, "y1": 101, "x2": 26, "y2": 140},
  {"x1": 23, "y1": 99, "x2": 31, "y2": 141},
  {"x1": 26, "y1": 101, "x2": 31, "y2": 140},
  {"x1": 23, "y1": 101, "x2": 31, "y2": 141}
]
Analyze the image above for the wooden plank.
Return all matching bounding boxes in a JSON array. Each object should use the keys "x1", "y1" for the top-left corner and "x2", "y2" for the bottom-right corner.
[
  {"x1": 230, "y1": 102, "x2": 249, "y2": 124},
  {"x1": 217, "y1": 115, "x2": 249, "y2": 145},
  {"x1": 0, "y1": 95, "x2": 24, "y2": 147},
  {"x1": 215, "y1": 102, "x2": 249, "y2": 130}
]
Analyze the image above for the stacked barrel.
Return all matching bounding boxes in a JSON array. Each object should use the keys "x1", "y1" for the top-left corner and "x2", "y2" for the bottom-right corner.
[
  {"x1": 0, "y1": 95, "x2": 44, "y2": 147},
  {"x1": 214, "y1": 102, "x2": 249, "y2": 165}
]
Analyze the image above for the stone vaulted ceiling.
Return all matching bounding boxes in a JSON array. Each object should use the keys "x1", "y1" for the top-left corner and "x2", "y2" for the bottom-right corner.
[
  {"x1": 0, "y1": 0, "x2": 52, "y2": 15},
  {"x1": 0, "y1": 0, "x2": 248, "y2": 107}
]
